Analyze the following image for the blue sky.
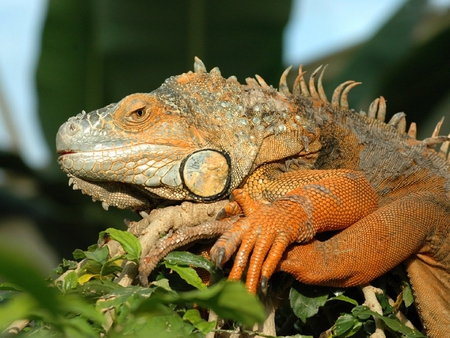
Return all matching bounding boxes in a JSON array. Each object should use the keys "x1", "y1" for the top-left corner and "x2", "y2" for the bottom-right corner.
[{"x1": 0, "y1": 0, "x2": 448, "y2": 169}]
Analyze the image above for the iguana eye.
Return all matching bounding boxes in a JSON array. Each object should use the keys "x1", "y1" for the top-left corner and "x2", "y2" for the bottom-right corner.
[{"x1": 126, "y1": 107, "x2": 149, "y2": 123}]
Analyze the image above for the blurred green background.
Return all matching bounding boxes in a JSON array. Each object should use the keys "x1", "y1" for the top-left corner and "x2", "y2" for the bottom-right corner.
[{"x1": 0, "y1": 0, "x2": 449, "y2": 268}]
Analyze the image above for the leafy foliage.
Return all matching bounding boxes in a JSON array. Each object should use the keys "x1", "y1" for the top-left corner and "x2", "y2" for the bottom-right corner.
[
  {"x1": 0, "y1": 230, "x2": 267, "y2": 337},
  {"x1": 0, "y1": 228, "x2": 426, "y2": 337}
]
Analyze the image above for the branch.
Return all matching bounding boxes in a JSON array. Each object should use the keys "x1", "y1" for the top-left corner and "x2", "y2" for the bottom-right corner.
[{"x1": 361, "y1": 284, "x2": 385, "y2": 338}]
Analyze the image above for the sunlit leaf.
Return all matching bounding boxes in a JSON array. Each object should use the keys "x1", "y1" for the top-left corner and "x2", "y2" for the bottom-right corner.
[
  {"x1": 101, "y1": 228, "x2": 141, "y2": 263},
  {"x1": 164, "y1": 251, "x2": 223, "y2": 281},
  {"x1": 60, "y1": 270, "x2": 79, "y2": 293},
  {"x1": 84, "y1": 246, "x2": 109, "y2": 264},
  {"x1": 163, "y1": 261, "x2": 206, "y2": 290}
]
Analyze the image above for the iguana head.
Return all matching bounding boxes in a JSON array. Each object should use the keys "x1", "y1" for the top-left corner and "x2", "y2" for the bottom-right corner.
[{"x1": 56, "y1": 58, "x2": 318, "y2": 212}]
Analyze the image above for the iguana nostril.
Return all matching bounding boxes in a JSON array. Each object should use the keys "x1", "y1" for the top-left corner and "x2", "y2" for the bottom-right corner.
[{"x1": 67, "y1": 122, "x2": 80, "y2": 135}]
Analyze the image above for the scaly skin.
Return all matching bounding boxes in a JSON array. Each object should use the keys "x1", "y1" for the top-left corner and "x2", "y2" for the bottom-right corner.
[{"x1": 56, "y1": 58, "x2": 450, "y2": 336}]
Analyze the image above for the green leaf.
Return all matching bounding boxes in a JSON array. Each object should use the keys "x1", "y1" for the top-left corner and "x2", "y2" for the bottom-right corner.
[
  {"x1": 70, "y1": 279, "x2": 121, "y2": 303},
  {"x1": 79, "y1": 259, "x2": 103, "y2": 276},
  {"x1": 327, "y1": 294, "x2": 358, "y2": 306},
  {"x1": 102, "y1": 228, "x2": 142, "y2": 263},
  {"x1": 350, "y1": 306, "x2": 426, "y2": 337},
  {"x1": 138, "y1": 280, "x2": 265, "y2": 327},
  {"x1": 100, "y1": 257, "x2": 123, "y2": 277},
  {"x1": 332, "y1": 314, "x2": 361, "y2": 337},
  {"x1": 401, "y1": 281, "x2": 414, "y2": 308},
  {"x1": 59, "y1": 295, "x2": 106, "y2": 328},
  {"x1": 73, "y1": 248, "x2": 87, "y2": 260},
  {"x1": 290, "y1": 283, "x2": 329, "y2": 323},
  {"x1": 84, "y1": 246, "x2": 109, "y2": 264},
  {"x1": 163, "y1": 261, "x2": 207, "y2": 290},
  {"x1": 0, "y1": 282, "x2": 22, "y2": 292},
  {"x1": 183, "y1": 309, "x2": 216, "y2": 334},
  {"x1": 150, "y1": 278, "x2": 173, "y2": 292},
  {"x1": 55, "y1": 258, "x2": 78, "y2": 274},
  {"x1": 0, "y1": 293, "x2": 37, "y2": 331},
  {"x1": 59, "y1": 270, "x2": 79, "y2": 293},
  {"x1": 0, "y1": 242, "x2": 62, "y2": 315},
  {"x1": 164, "y1": 251, "x2": 223, "y2": 281},
  {"x1": 112, "y1": 307, "x2": 202, "y2": 338},
  {"x1": 95, "y1": 285, "x2": 157, "y2": 316},
  {"x1": 351, "y1": 306, "x2": 371, "y2": 321}
]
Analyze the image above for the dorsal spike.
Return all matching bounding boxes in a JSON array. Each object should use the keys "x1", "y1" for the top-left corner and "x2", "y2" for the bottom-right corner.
[
  {"x1": 388, "y1": 112, "x2": 406, "y2": 127},
  {"x1": 438, "y1": 134, "x2": 450, "y2": 160},
  {"x1": 317, "y1": 65, "x2": 328, "y2": 102},
  {"x1": 279, "y1": 66, "x2": 292, "y2": 96},
  {"x1": 308, "y1": 65, "x2": 323, "y2": 99},
  {"x1": 245, "y1": 77, "x2": 260, "y2": 88},
  {"x1": 210, "y1": 67, "x2": 221, "y2": 76},
  {"x1": 407, "y1": 122, "x2": 417, "y2": 139},
  {"x1": 340, "y1": 82, "x2": 361, "y2": 109},
  {"x1": 293, "y1": 65, "x2": 309, "y2": 97},
  {"x1": 293, "y1": 69, "x2": 307, "y2": 97},
  {"x1": 431, "y1": 117, "x2": 445, "y2": 137},
  {"x1": 292, "y1": 74, "x2": 300, "y2": 96},
  {"x1": 368, "y1": 98, "x2": 379, "y2": 119},
  {"x1": 422, "y1": 136, "x2": 450, "y2": 148},
  {"x1": 227, "y1": 75, "x2": 238, "y2": 82},
  {"x1": 194, "y1": 57, "x2": 207, "y2": 73},
  {"x1": 331, "y1": 81, "x2": 354, "y2": 107},
  {"x1": 377, "y1": 96, "x2": 386, "y2": 122},
  {"x1": 397, "y1": 115, "x2": 407, "y2": 133},
  {"x1": 255, "y1": 75, "x2": 270, "y2": 89}
]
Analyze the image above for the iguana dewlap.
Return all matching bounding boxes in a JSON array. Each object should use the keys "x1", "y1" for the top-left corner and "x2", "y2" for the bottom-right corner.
[{"x1": 56, "y1": 58, "x2": 450, "y2": 336}]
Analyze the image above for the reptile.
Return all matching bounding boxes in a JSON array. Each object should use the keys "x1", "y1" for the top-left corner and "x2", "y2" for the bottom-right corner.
[{"x1": 56, "y1": 58, "x2": 450, "y2": 336}]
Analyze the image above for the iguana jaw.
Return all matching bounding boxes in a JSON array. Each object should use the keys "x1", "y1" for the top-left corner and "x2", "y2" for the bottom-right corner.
[
  {"x1": 65, "y1": 175, "x2": 158, "y2": 214},
  {"x1": 57, "y1": 144, "x2": 232, "y2": 208}
]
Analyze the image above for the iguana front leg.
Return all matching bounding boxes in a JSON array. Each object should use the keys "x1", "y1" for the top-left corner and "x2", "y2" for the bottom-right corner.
[
  {"x1": 210, "y1": 169, "x2": 378, "y2": 294},
  {"x1": 278, "y1": 192, "x2": 446, "y2": 286},
  {"x1": 276, "y1": 193, "x2": 450, "y2": 336}
]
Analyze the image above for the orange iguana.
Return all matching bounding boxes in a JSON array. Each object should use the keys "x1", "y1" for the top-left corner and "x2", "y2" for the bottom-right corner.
[{"x1": 56, "y1": 58, "x2": 450, "y2": 336}]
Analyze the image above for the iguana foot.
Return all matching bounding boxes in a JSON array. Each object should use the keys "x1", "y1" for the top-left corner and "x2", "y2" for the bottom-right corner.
[{"x1": 211, "y1": 170, "x2": 378, "y2": 294}]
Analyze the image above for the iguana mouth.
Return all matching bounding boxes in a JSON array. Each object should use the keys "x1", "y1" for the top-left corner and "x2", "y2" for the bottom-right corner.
[
  {"x1": 67, "y1": 175, "x2": 161, "y2": 216},
  {"x1": 57, "y1": 151, "x2": 75, "y2": 156}
]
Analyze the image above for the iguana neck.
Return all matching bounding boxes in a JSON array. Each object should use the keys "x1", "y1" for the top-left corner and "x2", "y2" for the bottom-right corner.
[{"x1": 313, "y1": 106, "x2": 366, "y2": 171}]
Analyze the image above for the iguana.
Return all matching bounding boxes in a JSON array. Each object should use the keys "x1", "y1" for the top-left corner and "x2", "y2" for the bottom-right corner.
[{"x1": 56, "y1": 58, "x2": 450, "y2": 336}]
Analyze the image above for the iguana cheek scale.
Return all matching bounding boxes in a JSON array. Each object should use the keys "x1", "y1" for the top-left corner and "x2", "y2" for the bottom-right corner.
[{"x1": 56, "y1": 57, "x2": 450, "y2": 337}]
